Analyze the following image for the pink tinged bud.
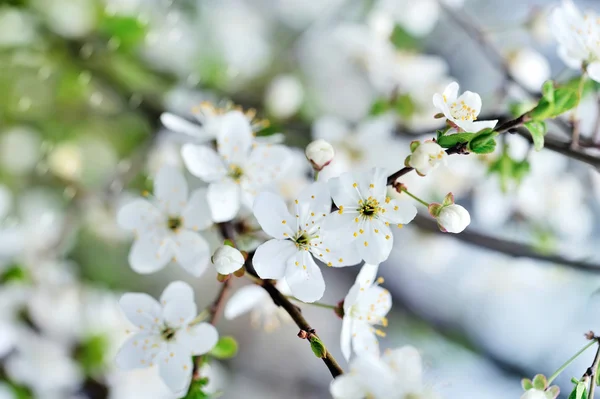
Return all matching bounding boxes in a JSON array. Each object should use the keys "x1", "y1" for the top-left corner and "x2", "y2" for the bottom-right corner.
[
  {"x1": 305, "y1": 139, "x2": 335, "y2": 171},
  {"x1": 436, "y1": 204, "x2": 470, "y2": 233},
  {"x1": 428, "y1": 203, "x2": 443, "y2": 217},
  {"x1": 407, "y1": 141, "x2": 447, "y2": 176}
]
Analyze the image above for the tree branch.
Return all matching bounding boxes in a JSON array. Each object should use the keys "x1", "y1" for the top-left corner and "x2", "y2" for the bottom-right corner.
[{"x1": 583, "y1": 337, "x2": 600, "y2": 397}]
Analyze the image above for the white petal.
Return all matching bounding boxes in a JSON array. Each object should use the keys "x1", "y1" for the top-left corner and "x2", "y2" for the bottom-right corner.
[
  {"x1": 207, "y1": 181, "x2": 241, "y2": 222},
  {"x1": 380, "y1": 200, "x2": 417, "y2": 225},
  {"x1": 172, "y1": 231, "x2": 210, "y2": 277},
  {"x1": 330, "y1": 374, "x2": 366, "y2": 399},
  {"x1": 557, "y1": 45, "x2": 584, "y2": 69},
  {"x1": 352, "y1": 322, "x2": 380, "y2": 359},
  {"x1": 285, "y1": 251, "x2": 325, "y2": 303},
  {"x1": 178, "y1": 323, "x2": 218, "y2": 355},
  {"x1": 129, "y1": 232, "x2": 173, "y2": 274},
  {"x1": 117, "y1": 198, "x2": 162, "y2": 232},
  {"x1": 323, "y1": 211, "x2": 361, "y2": 243},
  {"x1": 317, "y1": 232, "x2": 363, "y2": 267},
  {"x1": 161, "y1": 113, "x2": 212, "y2": 141},
  {"x1": 382, "y1": 346, "x2": 423, "y2": 391},
  {"x1": 296, "y1": 181, "x2": 332, "y2": 217},
  {"x1": 181, "y1": 144, "x2": 227, "y2": 182},
  {"x1": 359, "y1": 168, "x2": 388, "y2": 201},
  {"x1": 224, "y1": 285, "x2": 269, "y2": 320},
  {"x1": 119, "y1": 293, "x2": 162, "y2": 329},
  {"x1": 467, "y1": 119, "x2": 498, "y2": 132},
  {"x1": 355, "y1": 220, "x2": 393, "y2": 264},
  {"x1": 160, "y1": 281, "x2": 197, "y2": 328},
  {"x1": 442, "y1": 81, "x2": 459, "y2": 103},
  {"x1": 456, "y1": 90, "x2": 482, "y2": 115},
  {"x1": 253, "y1": 191, "x2": 294, "y2": 238},
  {"x1": 245, "y1": 144, "x2": 292, "y2": 188},
  {"x1": 328, "y1": 171, "x2": 361, "y2": 207},
  {"x1": 355, "y1": 286, "x2": 392, "y2": 319},
  {"x1": 154, "y1": 166, "x2": 188, "y2": 215},
  {"x1": 253, "y1": 239, "x2": 297, "y2": 279},
  {"x1": 158, "y1": 343, "x2": 193, "y2": 395},
  {"x1": 340, "y1": 316, "x2": 353, "y2": 362},
  {"x1": 160, "y1": 281, "x2": 195, "y2": 307},
  {"x1": 588, "y1": 61, "x2": 600, "y2": 83},
  {"x1": 115, "y1": 333, "x2": 163, "y2": 370},
  {"x1": 355, "y1": 263, "x2": 379, "y2": 288},
  {"x1": 216, "y1": 111, "x2": 253, "y2": 165},
  {"x1": 343, "y1": 283, "x2": 362, "y2": 314},
  {"x1": 181, "y1": 189, "x2": 213, "y2": 231},
  {"x1": 351, "y1": 355, "x2": 396, "y2": 398}
]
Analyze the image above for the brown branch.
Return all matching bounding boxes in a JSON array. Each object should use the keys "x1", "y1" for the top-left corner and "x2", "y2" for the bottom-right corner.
[
  {"x1": 208, "y1": 279, "x2": 232, "y2": 326},
  {"x1": 583, "y1": 337, "x2": 600, "y2": 397}
]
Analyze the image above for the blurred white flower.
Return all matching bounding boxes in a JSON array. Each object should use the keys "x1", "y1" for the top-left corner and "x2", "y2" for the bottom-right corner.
[
  {"x1": 212, "y1": 245, "x2": 245, "y2": 275},
  {"x1": 326, "y1": 168, "x2": 417, "y2": 264},
  {"x1": 108, "y1": 367, "x2": 178, "y2": 399},
  {"x1": 508, "y1": 48, "x2": 551, "y2": 92},
  {"x1": 407, "y1": 141, "x2": 448, "y2": 176},
  {"x1": 330, "y1": 346, "x2": 431, "y2": 399},
  {"x1": 305, "y1": 139, "x2": 335, "y2": 171},
  {"x1": 265, "y1": 74, "x2": 304, "y2": 119},
  {"x1": 340, "y1": 263, "x2": 391, "y2": 361},
  {"x1": 253, "y1": 182, "x2": 360, "y2": 302},
  {"x1": 116, "y1": 281, "x2": 218, "y2": 396},
  {"x1": 47, "y1": 142, "x2": 83, "y2": 181},
  {"x1": 0, "y1": 9, "x2": 37, "y2": 47},
  {"x1": 37, "y1": 0, "x2": 97, "y2": 39},
  {"x1": 369, "y1": 0, "x2": 440, "y2": 38},
  {"x1": 550, "y1": 0, "x2": 600, "y2": 81},
  {"x1": 181, "y1": 111, "x2": 291, "y2": 222},
  {"x1": 117, "y1": 166, "x2": 213, "y2": 276},
  {"x1": 224, "y1": 280, "x2": 291, "y2": 331},
  {"x1": 433, "y1": 82, "x2": 498, "y2": 132},
  {"x1": 0, "y1": 127, "x2": 41, "y2": 175}
]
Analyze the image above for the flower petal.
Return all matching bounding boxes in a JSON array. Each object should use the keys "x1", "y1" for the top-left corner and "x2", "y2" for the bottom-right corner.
[
  {"x1": 177, "y1": 323, "x2": 218, "y2": 356},
  {"x1": 207, "y1": 181, "x2": 241, "y2": 222},
  {"x1": 172, "y1": 231, "x2": 210, "y2": 277},
  {"x1": 355, "y1": 286, "x2": 392, "y2": 319},
  {"x1": 154, "y1": 166, "x2": 188, "y2": 216},
  {"x1": 330, "y1": 374, "x2": 366, "y2": 399},
  {"x1": 160, "y1": 281, "x2": 195, "y2": 307},
  {"x1": 216, "y1": 111, "x2": 253, "y2": 165},
  {"x1": 285, "y1": 251, "x2": 325, "y2": 303},
  {"x1": 245, "y1": 144, "x2": 292, "y2": 188},
  {"x1": 253, "y1": 239, "x2": 297, "y2": 279},
  {"x1": 115, "y1": 332, "x2": 163, "y2": 370},
  {"x1": 224, "y1": 285, "x2": 269, "y2": 320},
  {"x1": 351, "y1": 322, "x2": 380, "y2": 359},
  {"x1": 323, "y1": 211, "x2": 360, "y2": 243},
  {"x1": 117, "y1": 198, "x2": 162, "y2": 232},
  {"x1": 253, "y1": 191, "x2": 294, "y2": 238},
  {"x1": 442, "y1": 81, "x2": 459, "y2": 103},
  {"x1": 317, "y1": 232, "x2": 362, "y2": 267},
  {"x1": 129, "y1": 233, "x2": 173, "y2": 274},
  {"x1": 181, "y1": 144, "x2": 227, "y2": 183},
  {"x1": 119, "y1": 293, "x2": 162, "y2": 329},
  {"x1": 355, "y1": 219, "x2": 393, "y2": 264},
  {"x1": 160, "y1": 281, "x2": 197, "y2": 328},
  {"x1": 181, "y1": 189, "x2": 213, "y2": 231},
  {"x1": 161, "y1": 113, "x2": 212, "y2": 141},
  {"x1": 380, "y1": 199, "x2": 417, "y2": 225},
  {"x1": 158, "y1": 343, "x2": 193, "y2": 396},
  {"x1": 456, "y1": 90, "x2": 482, "y2": 116},
  {"x1": 355, "y1": 263, "x2": 379, "y2": 288},
  {"x1": 381, "y1": 346, "x2": 423, "y2": 391},
  {"x1": 468, "y1": 119, "x2": 498, "y2": 132},
  {"x1": 588, "y1": 61, "x2": 600, "y2": 83},
  {"x1": 340, "y1": 316, "x2": 353, "y2": 362},
  {"x1": 328, "y1": 171, "x2": 361, "y2": 207}
]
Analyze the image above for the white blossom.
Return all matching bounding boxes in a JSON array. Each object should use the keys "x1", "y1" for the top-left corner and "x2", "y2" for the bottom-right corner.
[
  {"x1": 508, "y1": 48, "x2": 551, "y2": 93},
  {"x1": 252, "y1": 182, "x2": 361, "y2": 302},
  {"x1": 325, "y1": 168, "x2": 417, "y2": 264},
  {"x1": 212, "y1": 245, "x2": 245, "y2": 275},
  {"x1": 340, "y1": 263, "x2": 391, "y2": 361},
  {"x1": 521, "y1": 389, "x2": 549, "y2": 399},
  {"x1": 407, "y1": 141, "x2": 448, "y2": 176},
  {"x1": 330, "y1": 346, "x2": 432, "y2": 399},
  {"x1": 265, "y1": 74, "x2": 305, "y2": 119},
  {"x1": 550, "y1": 0, "x2": 600, "y2": 81},
  {"x1": 433, "y1": 82, "x2": 498, "y2": 132},
  {"x1": 224, "y1": 280, "x2": 291, "y2": 331},
  {"x1": 116, "y1": 281, "x2": 218, "y2": 397},
  {"x1": 181, "y1": 110, "x2": 291, "y2": 222},
  {"x1": 117, "y1": 166, "x2": 212, "y2": 276},
  {"x1": 305, "y1": 139, "x2": 335, "y2": 171}
]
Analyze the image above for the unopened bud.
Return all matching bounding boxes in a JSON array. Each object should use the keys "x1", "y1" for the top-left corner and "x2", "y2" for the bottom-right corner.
[
  {"x1": 305, "y1": 139, "x2": 334, "y2": 171},
  {"x1": 308, "y1": 335, "x2": 327, "y2": 358},
  {"x1": 212, "y1": 245, "x2": 245, "y2": 275}
]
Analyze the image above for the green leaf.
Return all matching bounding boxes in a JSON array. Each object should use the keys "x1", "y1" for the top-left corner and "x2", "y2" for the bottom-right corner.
[
  {"x1": 75, "y1": 334, "x2": 109, "y2": 375},
  {"x1": 209, "y1": 336, "x2": 238, "y2": 359},
  {"x1": 183, "y1": 378, "x2": 211, "y2": 399},
  {"x1": 393, "y1": 94, "x2": 416, "y2": 120},
  {"x1": 369, "y1": 98, "x2": 390, "y2": 116},
  {"x1": 553, "y1": 87, "x2": 580, "y2": 114},
  {"x1": 1, "y1": 263, "x2": 29, "y2": 283},
  {"x1": 468, "y1": 129, "x2": 497, "y2": 154},
  {"x1": 509, "y1": 101, "x2": 536, "y2": 118},
  {"x1": 390, "y1": 25, "x2": 420, "y2": 51},
  {"x1": 542, "y1": 80, "x2": 555, "y2": 103},
  {"x1": 308, "y1": 335, "x2": 327, "y2": 358},
  {"x1": 568, "y1": 382, "x2": 588, "y2": 399},
  {"x1": 99, "y1": 15, "x2": 147, "y2": 51},
  {"x1": 524, "y1": 121, "x2": 547, "y2": 151},
  {"x1": 437, "y1": 133, "x2": 474, "y2": 148}
]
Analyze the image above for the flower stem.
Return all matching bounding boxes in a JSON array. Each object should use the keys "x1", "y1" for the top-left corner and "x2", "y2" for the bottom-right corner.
[
  {"x1": 314, "y1": 170, "x2": 320, "y2": 181},
  {"x1": 547, "y1": 340, "x2": 597, "y2": 384},
  {"x1": 189, "y1": 309, "x2": 209, "y2": 326},
  {"x1": 400, "y1": 188, "x2": 430, "y2": 208},
  {"x1": 286, "y1": 295, "x2": 337, "y2": 310}
]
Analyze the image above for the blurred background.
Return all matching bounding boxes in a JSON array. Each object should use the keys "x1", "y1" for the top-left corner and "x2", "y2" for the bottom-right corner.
[{"x1": 1, "y1": 0, "x2": 600, "y2": 398}]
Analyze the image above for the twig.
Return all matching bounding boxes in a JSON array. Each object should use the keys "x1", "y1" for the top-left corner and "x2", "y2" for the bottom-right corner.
[
  {"x1": 583, "y1": 338, "x2": 600, "y2": 398},
  {"x1": 208, "y1": 279, "x2": 232, "y2": 326}
]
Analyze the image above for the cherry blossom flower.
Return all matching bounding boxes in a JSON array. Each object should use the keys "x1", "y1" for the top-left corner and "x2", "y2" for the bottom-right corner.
[
  {"x1": 224, "y1": 280, "x2": 291, "y2": 331},
  {"x1": 550, "y1": 0, "x2": 600, "y2": 81},
  {"x1": 117, "y1": 166, "x2": 213, "y2": 276},
  {"x1": 330, "y1": 346, "x2": 435, "y2": 399},
  {"x1": 325, "y1": 168, "x2": 417, "y2": 264},
  {"x1": 116, "y1": 281, "x2": 218, "y2": 397},
  {"x1": 340, "y1": 263, "x2": 391, "y2": 361},
  {"x1": 252, "y1": 182, "x2": 361, "y2": 302},
  {"x1": 406, "y1": 140, "x2": 448, "y2": 176},
  {"x1": 433, "y1": 82, "x2": 498, "y2": 132},
  {"x1": 181, "y1": 110, "x2": 291, "y2": 222}
]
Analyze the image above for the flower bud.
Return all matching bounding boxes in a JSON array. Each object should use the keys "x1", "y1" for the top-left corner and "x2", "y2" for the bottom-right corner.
[
  {"x1": 305, "y1": 139, "x2": 335, "y2": 171},
  {"x1": 437, "y1": 204, "x2": 470, "y2": 233},
  {"x1": 211, "y1": 245, "x2": 245, "y2": 275},
  {"x1": 407, "y1": 140, "x2": 447, "y2": 176}
]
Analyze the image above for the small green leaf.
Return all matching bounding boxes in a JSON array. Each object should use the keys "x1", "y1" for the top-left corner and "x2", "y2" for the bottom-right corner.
[
  {"x1": 1, "y1": 263, "x2": 29, "y2": 283},
  {"x1": 99, "y1": 15, "x2": 147, "y2": 51},
  {"x1": 524, "y1": 121, "x2": 547, "y2": 151},
  {"x1": 75, "y1": 334, "x2": 109, "y2": 375},
  {"x1": 468, "y1": 129, "x2": 497, "y2": 154},
  {"x1": 390, "y1": 25, "x2": 420, "y2": 51},
  {"x1": 369, "y1": 98, "x2": 390, "y2": 116},
  {"x1": 393, "y1": 94, "x2": 416, "y2": 120},
  {"x1": 308, "y1": 335, "x2": 327, "y2": 358},
  {"x1": 183, "y1": 378, "x2": 211, "y2": 399},
  {"x1": 532, "y1": 374, "x2": 548, "y2": 390},
  {"x1": 542, "y1": 80, "x2": 555, "y2": 103},
  {"x1": 437, "y1": 133, "x2": 474, "y2": 148},
  {"x1": 209, "y1": 336, "x2": 238, "y2": 359},
  {"x1": 568, "y1": 382, "x2": 588, "y2": 399}
]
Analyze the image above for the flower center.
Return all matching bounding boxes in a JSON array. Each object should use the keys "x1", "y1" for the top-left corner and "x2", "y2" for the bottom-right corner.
[
  {"x1": 358, "y1": 197, "x2": 380, "y2": 219},
  {"x1": 293, "y1": 231, "x2": 317, "y2": 251},
  {"x1": 228, "y1": 164, "x2": 244, "y2": 182},
  {"x1": 167, "y1": 216, "x2": 182, "y2": 231},
  {"x1": 161, "y1": 326, "x2": 177, "y2": 341},
  {"x1": 449, "y1": 101, "x2": 477, "y2": 121}
]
